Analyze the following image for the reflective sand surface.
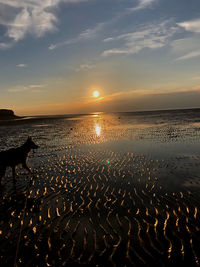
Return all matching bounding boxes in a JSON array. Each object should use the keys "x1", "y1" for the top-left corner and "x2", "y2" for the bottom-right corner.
[{"x1": 0, "y1": 109, "x2": 200, "y2": 266}]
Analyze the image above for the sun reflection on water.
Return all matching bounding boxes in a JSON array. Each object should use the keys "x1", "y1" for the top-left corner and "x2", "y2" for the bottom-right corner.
[
  {"x1": 92, "y1": 112, "x2": 100, "y2": 118},
  {"x1": 95, "y1": 124, "x2": 101, "y2": 137}
]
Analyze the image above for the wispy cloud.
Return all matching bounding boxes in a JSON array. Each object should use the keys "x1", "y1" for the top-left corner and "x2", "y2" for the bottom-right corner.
[
  {"x1": 102, "y1": 20, "x2": 179, "y2": 57},
  {"x1": 48, "y1": 0, "x2": 158, "y2": 50},
  {"x1": 0, "y1": 42, "x2": 13, "y2": 49},
  {"x1": 49, "y1": 22, "x2": 104, "y2": 50},
  {"x1": 81, "y1": 86, "x2": 200, "y2": 109},
  {"x1": 175, "y1": 50, "x2": 200, "y2": 61},
  {"x1": 128, "y1": 0, "x2": 158, "y2": 12},
  {"x1": 172, "y1": 20, "x2": 200, "y2": 61},
  {"x1": 191, "y1": 76, "x2": 200, "y2": 80},
  {"x1": 8, "y1": 84, "x2": 46, "y2": 93},
  {"x1": 75, "y1": 63, "x2": 96, "y2": 72},
  {"x1": 16, "y1": 63, "x2": 27, "y2": 68},
  {"x1": 177, "y1": 18, "x2": 200, "y2": 33},
  {"x1": 8, "y1": 86, "x2": 28, "y2": 93},
  {"x1": 0, "y1": 0, "x2": 92, "y2": 48},
  {"x1": 29, "y1": 84, "x2": 46, "y2": 88},
  {"x1": 170, "y1": 37, "x2": 200, "y2": 53},
  {"x1": 89, "y1": 85, "x2": 200, "y2": 104}
]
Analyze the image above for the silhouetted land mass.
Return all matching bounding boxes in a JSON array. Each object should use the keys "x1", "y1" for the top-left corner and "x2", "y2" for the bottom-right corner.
[{"x1": 0, "y1": 109, "x2": 19, "y2": 120}]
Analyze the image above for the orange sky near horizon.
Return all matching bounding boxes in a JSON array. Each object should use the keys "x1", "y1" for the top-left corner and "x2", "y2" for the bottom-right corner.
[{"x1": 11, "y1": 85, "x2": 200, "y2": 116}]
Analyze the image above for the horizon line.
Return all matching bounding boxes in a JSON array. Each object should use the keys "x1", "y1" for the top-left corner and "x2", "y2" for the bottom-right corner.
[{"x1": 14, "y1": 106, "x2": 200, "y2": 118}]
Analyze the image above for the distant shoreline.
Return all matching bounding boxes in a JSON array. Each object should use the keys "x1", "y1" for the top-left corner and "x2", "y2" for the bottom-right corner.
[{"x1": 0, "y1": 115, "x2": 73, "y2": 126}]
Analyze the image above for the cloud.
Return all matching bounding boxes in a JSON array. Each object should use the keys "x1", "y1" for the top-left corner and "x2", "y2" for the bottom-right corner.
[
  {"x1": 28, "y1": 84, "x2": 46, "y2": 88},
  {"x1": 0, "y1": 0, "x2": 91, "y2": 48},
  {"x1": 0, "y1": 1, "x2": 58, "y2": 43},
  {"x1": 16, "y1": 63, "x2": 27, "y2": 68},
  {"x1": 102, "y1": 20, "x2": 179, "y2": 57},
  {"x1": 171, "y1": 36, "x2": 200, "y2": 62},
  {"x1": 174, "y1": 19, "x2": 200, "y2": 61},
  {"x1": 0, "y1": 42, "x2": 13, "y2": 49},
  {"x1": 191, "y1": 76, "x2": 200, "y2": 80},
  {"x1": 8, "y1": 84, "x2": 46, "y2": 92},
  {"x1": 49, "y1": 22, "x2": 104, "y2": 50},
  {"x1": 8, "y1": 86, "x2": 28, "y2": 93},
  {"x1": 102, "y1": 49, "x2": 129, "y2": 57},
  {"x1": 128, "y1": 0, "x2": 157, "y2": 12},
  {"x1": 80, "y1": 86, "x2": 200, "y2": 113},
  {"x1": 75, "y1": 63, "x2": 96, "y2": 72},
  {"x1": 48, "y1": 0, "x2": 159, "y2": 51},
  {"x1": 171, "y1": 37, "x2": 200, "y2": 53},
  {"x1": 175, "y1": 50, "x2": 200, "y2": 61},
  {"x1": 177, "y1": 18, "x2": 200, "y2": 33},
  {"x1": 92, "y1": 85, "x2": 200, "y2": 104}
]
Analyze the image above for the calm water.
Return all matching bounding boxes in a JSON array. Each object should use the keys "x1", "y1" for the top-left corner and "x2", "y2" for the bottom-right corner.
[{"x1": 0, "y1": 109, "x2": 200, "y2": 266}]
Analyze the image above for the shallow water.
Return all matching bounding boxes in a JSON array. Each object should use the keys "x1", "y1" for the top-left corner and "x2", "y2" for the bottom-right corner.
[{"x1": 0, "y1": 109, "x2": 200, "y2": 266}]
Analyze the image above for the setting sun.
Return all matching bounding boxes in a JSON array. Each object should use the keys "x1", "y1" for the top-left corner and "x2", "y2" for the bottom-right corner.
[{"x1": 93, "y1": 91, "x2": 100, "y2": 98}]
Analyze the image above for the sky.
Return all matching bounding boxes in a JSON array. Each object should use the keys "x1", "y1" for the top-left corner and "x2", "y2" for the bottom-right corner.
[{"x1": 1, "y1": 0, "x2": 200, "y2": 115}]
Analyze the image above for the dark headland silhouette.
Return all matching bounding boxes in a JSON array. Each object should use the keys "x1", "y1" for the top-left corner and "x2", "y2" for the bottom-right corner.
[{"x1": 0, "y1": 109, "x2": 19, "y2": 120}]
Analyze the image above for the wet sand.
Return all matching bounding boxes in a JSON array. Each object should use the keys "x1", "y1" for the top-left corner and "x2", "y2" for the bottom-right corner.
[{"x1": 0, "y1": 110, "x2": 200, "y2": 266}]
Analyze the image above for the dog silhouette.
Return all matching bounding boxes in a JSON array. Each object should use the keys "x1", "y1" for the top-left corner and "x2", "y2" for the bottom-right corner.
[{"x1": 0, "y1": 137, "x2": 39, "y2": 184}]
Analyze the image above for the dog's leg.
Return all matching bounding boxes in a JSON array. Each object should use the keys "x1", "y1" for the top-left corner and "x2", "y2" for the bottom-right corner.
[
  {"x1": 22, "y1": 162, "x2": 32, "y2": 174},
  {"x1": 0, "y1": 166, "x2": 6, "y2": 185},
  {"x1": 12, "y1": 166, "x2": 16, "y2": 182}
]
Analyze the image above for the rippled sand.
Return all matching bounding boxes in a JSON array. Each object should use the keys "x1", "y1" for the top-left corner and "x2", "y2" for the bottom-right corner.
[{"x1": 0, "y1": 110, "x2": 200, "y2": 266}]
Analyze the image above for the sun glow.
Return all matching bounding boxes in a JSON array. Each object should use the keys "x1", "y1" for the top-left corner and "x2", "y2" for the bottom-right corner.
[{"x1": 93, "y1": 91, "x2": 100, "y2": 98}]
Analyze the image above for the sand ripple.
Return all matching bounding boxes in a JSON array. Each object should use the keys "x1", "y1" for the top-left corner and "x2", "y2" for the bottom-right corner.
[
  {"x1": 0, "y1": 147, "x2": 200, "y2": 266},
  {"x1": 1, "y1": 112, "x2": 200, "y2": 266}
]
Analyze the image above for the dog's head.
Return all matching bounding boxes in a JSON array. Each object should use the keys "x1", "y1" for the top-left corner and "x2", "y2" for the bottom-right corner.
[{"x1": 26, "y1": 136, "x2": 39, "y2": 150}]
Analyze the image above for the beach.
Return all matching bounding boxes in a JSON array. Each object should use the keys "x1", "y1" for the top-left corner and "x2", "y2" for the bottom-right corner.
[{"x1": 0, "y1": 109, "x2": 200, "y2": 266}]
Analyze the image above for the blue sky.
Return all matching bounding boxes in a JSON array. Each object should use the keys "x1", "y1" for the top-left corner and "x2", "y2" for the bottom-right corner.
[{"x1": 1, "y1": 0, "x2": 200, "y2": 115}]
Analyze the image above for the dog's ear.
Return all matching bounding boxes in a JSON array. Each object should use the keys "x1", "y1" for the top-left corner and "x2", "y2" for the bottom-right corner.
[{"x1": 27, "y1": 136, "x2": 32, "y2": 141}]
